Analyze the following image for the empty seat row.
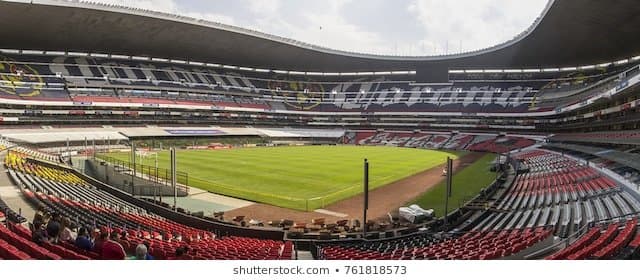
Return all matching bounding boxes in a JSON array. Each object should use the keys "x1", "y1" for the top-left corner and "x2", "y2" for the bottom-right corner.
[
  {"x1": 319, "y1": 227, "x2": 552, "y2": 260},
  {"x1": 546, "y1": 219, "x2": 638, "y2": 260}
]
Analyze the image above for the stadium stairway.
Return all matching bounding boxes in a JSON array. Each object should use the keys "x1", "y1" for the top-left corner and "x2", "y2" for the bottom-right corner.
[
  {"x1": 296, "y1": 250, "x2": 314, "y2": 260},
  {"x1": 0, "y1": 150, "x2": 36, "y2": 223}
]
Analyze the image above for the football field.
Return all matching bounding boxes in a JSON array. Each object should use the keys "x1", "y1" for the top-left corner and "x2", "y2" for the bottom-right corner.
[{"x1": 104, "y1": 145, "x2": 462, "y2": 211}]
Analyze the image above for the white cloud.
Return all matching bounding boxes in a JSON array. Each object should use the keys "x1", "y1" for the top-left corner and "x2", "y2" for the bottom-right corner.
[
  {"x1": 246, "y1": 0, "x2": 282, "y2": 15},
  {"x1": 239, "y1": 0, "x2": 394, "y2": 55},
  {"x1": 407, "y1": 0, "x2": 548, "y2": 55},
  {"x1": 84, "y1": 0, "x2": 549, "y2": 56}
]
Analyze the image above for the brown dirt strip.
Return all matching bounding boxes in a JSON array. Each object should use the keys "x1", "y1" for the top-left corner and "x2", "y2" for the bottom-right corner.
[{"x1": 224, "y1": 152, "x2": 486, "y2": 225}]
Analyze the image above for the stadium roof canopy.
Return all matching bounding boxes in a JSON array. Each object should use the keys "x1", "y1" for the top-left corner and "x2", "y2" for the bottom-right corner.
[{"x1": 1, "y1": 0, "x2": 640, "y2": 73}]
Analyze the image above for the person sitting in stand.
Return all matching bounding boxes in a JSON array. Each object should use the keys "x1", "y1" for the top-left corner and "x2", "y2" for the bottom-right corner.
[
  {"x1": 143, "y1": 241, "x2": 155, "y2": 260},
  {"x1": 31, "y1": 222, "x2": 48, "y2": 246},
  {"x1": 59, "y1": 218, "x2": 76, "y2": 243},
  {"x1": 131, "y1": 244, "x2": 149, "y2": 260},
  {"x1": 74, "y1": 227, "x2": 94, "y2": 251},
  {"x1": 119, "y1": 231, "x2": 131, "y2": 253},
  {"x1": 93, "y1": 231, "x2": 109, "y2": 255},
  {"x1": 101, "y1": 231, "x2": 126, "y2": 260},
  {"x1": 170, "y1": 246, "x2": 191, "y2": 260},
  {"x1": 32, "y1": 205, "x2": 49, "y2": 226},
  {"x1": 45, "y1": 212, "x2": 62, "y2": 243}
]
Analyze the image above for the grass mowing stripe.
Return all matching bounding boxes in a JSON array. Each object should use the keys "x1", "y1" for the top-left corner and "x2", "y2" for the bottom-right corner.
[{"x1": 104, "y1": 146, "x2": 462, "y2": 211}]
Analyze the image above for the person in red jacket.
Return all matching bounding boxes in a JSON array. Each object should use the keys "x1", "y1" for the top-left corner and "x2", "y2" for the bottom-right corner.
[
  {"x1": 102, "y1": 231, "x2": 126, "y2": 260},
  {"x1": 93, "y1": 231, "x2": 108, "y2": 255}
]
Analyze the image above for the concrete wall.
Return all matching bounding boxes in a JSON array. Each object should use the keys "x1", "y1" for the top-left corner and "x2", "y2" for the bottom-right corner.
[{"x1": 80, "y1": 158, "x2": 188, "y2": 197}]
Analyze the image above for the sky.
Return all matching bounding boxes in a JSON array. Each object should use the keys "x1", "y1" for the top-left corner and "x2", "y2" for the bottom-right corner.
[{"x1": 90, "y1": 0, "x2": 549, "y2": 56}]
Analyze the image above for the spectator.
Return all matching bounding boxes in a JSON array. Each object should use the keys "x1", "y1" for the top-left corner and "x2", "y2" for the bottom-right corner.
[
  {"x1": 93, "y1": 231, "x2": 109, "y2": 255},
  {"x1": 133, "y1": 244, "x2": 148, "y2": 260},
  {"x1": 46, "y1": 212, "x2": 62, "y2": 243},
  {"x1": 74, "y1": 227, "x2": 94, "y2": 251},
  {"x1": 31, "y1": 222, "x2": 48, "y2": 246},
  {"x1": 167, "y1": 246, "x2": 181, "y2": 260},
  {"x1": 32, "y1": 205, "x2": 49, "y2": 225},
  {"x1": 59, "y1": 218, "x2": 75, "y2": 243},
  {"x1": 143, "y1": 241, "x2": 154, "y2": 260},
  {"x1": 101, "y1": 231, "x2": 126, "y2": 260},
  {"x1": 119, "y1": 231, "x2": 131, "y2": 253},
  {"x1": 69, "y1": 222, "x2": 78, "y2": 239},
  {"x1": 172, "y1": 246, "x2": 190, "y2": 260}
]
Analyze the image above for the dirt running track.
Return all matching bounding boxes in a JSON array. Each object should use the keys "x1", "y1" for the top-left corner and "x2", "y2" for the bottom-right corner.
[{"x1": 225, "y1": 152, "x2": 486, "y2": 224}]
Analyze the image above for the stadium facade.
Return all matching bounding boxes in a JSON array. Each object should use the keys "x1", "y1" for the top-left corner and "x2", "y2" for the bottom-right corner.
[
  {"x1": 0, "y1": 0, "x2": 638, "y2": 133},
  {"x1": 0, "y1": 0, "x2": 640, "y2": 260}
]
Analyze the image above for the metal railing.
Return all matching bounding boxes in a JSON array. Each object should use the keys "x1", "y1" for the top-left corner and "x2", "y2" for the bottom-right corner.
[{"x1": 95, "y1": 153, "x2": 189, "y2": 194}]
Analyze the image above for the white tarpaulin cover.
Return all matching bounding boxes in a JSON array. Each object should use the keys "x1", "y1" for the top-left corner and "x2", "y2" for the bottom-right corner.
[{"x1": 399, "y1": 204, "x2": 434, "y2": 223}]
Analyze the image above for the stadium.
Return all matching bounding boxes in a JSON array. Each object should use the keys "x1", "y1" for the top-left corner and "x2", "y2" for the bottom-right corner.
[{"x1": 0, "y1": 0, "x2": 639, "y2": 261}]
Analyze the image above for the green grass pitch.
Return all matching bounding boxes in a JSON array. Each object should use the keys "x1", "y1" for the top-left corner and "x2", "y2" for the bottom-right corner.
[
  {"x1": 104, "y1": 146, "x2": 463, "y2": 211},
  {"x1": 411, "y1": 153, "x2": 497, "y2": 217}
]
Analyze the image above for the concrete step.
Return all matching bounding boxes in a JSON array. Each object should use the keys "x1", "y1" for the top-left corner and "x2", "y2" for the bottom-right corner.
[{"x1": 296, "y1": 250, "x2": 315, "y2": 260}]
